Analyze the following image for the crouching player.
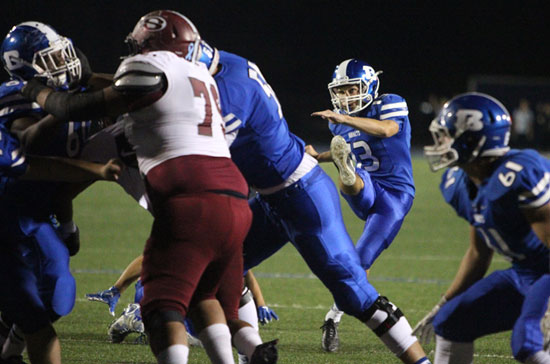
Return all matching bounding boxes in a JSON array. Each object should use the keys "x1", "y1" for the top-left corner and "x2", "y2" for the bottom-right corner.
[{"x1": 416, "y1": 92, "x2": 550, "y2": 364}]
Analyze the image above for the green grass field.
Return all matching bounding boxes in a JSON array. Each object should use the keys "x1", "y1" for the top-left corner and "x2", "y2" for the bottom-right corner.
[{"x1": 52, "y1": 158, "x2": 516, "y2": 363}]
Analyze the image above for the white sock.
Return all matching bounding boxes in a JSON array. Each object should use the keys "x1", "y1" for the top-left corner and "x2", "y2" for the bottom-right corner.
[
  {"x1": 434, "y1": 335, "x2": 473, "y2": 364},
  {"x1": 239, "y1": 299, "x2": 259, "y2": 331},
  {"x1": 156, "y1": 344, "x2": 188, "y2": 364},
  {"x1": 232, "y1": 326, "x2": 263, "y2": 359},
  {"x1": 1, "y1": 325, "x2": 25, "y2": 359},
  {"x1": 525, "y1": 351, "x2": 550, "y2": 364},
  {"x1": 198, "y1": 323, "x2": 235, "y2": 364},
  {"x1": 325, "y1": 303, "x2": 344, "y2": 323}
]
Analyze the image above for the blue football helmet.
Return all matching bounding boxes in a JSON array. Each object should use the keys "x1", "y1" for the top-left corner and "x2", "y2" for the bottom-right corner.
[
  {"x1": 328, "y1": 59, "x2": 382, "y2": 114},
  {"x1": 196, "y1": 40, "x2": 219, "y2": 75},
  {"x1": 424, "y1": 92, "x2": 512, "y2": 171},
  {"x1": 1, "y1": 21, "x2": 81, "y2": 88}
]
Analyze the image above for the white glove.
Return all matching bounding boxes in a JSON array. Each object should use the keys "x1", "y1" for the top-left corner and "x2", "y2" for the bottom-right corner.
[{"x1": 412, "y1": 296, "x2": 447, "y2": 345}]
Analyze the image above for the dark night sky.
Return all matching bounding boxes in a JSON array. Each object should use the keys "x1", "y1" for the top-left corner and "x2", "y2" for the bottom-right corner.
[{"x1": 2, "y1": 1, "x2": 550, "y2": 145}]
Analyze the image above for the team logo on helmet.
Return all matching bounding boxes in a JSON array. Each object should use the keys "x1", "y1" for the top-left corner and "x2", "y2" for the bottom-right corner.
[{"x1": 142, "y1": 16, "x2": 167, "y2": 31}]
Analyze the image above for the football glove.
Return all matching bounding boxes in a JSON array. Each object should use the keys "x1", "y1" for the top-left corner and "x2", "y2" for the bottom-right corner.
[
  {"x1": 85, "y1": 286, "x2": 121, "y2": 316},
  {"x1": 258, "y1": 306, "x2": 279, "y2": 325},
  {"x1": 412, "y1": 296, "x2": 447, "y2": 345}
]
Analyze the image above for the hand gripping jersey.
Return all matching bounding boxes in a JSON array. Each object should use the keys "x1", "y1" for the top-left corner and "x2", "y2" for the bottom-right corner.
[
  {"x1": 0, "y1": 79, "x2": 91, "y2": 210},
  {"x1": 214, "y1": 51, "x2": 306, "y2": 189},
  {"x1": 440, "y1": 149, "x2": 550, "y2": 272},
  {"x1": 329, "y1": 93, "x2": 414, "y2": 196},
  {"x1": 118, "y1": 51, "x2": 230, "y2": 176}
]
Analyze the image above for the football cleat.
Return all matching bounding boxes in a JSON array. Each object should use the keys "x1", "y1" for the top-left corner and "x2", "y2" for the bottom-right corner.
[
  {"x1": 238, "y1": 352, "x2": 249, "y2": 364},
  {"x1": 330, "y1": 135, "x2": 356, "y2": 186},
  {"x1": 250, "y1": 339, "x2": 278, "y2": 364},
  {"x1": 321, "y1": 318, "x2": 340, "y2": 352},
  {"x1": 86, "y1": 286, "x2": 120, "y2": 316},
  {"x1": 108, "y1": 303, "x2": 144, "y2": 343},
  {"x1": 0, "y1": 356, "x2": 27, "y2": 364}
]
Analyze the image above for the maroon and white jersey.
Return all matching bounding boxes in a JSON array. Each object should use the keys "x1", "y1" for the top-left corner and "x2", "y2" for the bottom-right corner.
[{"x1": 117, "y1": 51, "x2": 229, "y2": 176}]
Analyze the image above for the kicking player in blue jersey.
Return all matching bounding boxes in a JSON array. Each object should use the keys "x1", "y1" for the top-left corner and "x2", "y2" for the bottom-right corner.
[
  {"x1": 414, "y1": 93, "x2": 550, "y2": 364},
  {"x1": 197, "y1": 42, "x2": 428, "y2": 364},
  {"x1": 0, "y1": 21, "x2": 122, "y2": 364},
  {"x1": 307, "y1": 59, "x2": 415, "y2": 352}
]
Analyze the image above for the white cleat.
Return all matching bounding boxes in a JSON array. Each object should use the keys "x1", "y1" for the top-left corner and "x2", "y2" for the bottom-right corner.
[
  {"x1": 330, "y1": 135, "x2": 356, "y2": 186},
  {"x1": 108, "y1": 303, "x2": 144, "y2": 343}
]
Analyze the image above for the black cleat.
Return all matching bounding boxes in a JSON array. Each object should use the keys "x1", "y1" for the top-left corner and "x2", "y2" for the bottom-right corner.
[
  {"x1": 321, "y1": 318, "x2": 339, "y2": 352},
  {"x1": 250, "y1": 339, "x2": 278, "y2": 364},
  {"x1": 0, "y1": 356, "x2": 27, "y2": 364}
]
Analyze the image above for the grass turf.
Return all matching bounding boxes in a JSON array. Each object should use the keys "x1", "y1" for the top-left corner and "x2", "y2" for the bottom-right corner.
[{"x1": 49, "y1": 158, "x2": 516, "y2": 363}]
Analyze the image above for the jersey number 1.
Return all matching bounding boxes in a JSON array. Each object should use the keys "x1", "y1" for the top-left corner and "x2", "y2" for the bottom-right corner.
[{"x1": 189, "y1": 77, "x2": 222, "y2": 136}]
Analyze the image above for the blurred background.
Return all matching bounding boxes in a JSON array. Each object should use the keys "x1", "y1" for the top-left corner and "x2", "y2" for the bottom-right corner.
[{"x1": 2, "y1": 0, "x2": 550, "y2": 150}]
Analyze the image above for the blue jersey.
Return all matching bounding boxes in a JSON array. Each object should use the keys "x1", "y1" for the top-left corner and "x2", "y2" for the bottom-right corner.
[
  {"x1": 0, "y1": 79, "x2": 91, "y2": 210},
  {"x1": 440, "y1": 149, "x2": 550, "y2": 272},
  {"x1": 329, "y1": 94, "x2": 414, "y2": 196},
  {"x1": 0, "y1": 124, "x2": 27, "y2": 193},
  {"x1": 214, "y1": 51, "x2": 305, "y2": 189}
]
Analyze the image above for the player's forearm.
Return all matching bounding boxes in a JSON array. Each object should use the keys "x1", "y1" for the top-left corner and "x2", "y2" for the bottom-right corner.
[
  {"x1": 245, "y1": 271, "x2": 266, "y2": 306},
  {"x1": 316, "y1": 151, "x2": 333, "y2": 163},
  {"x1": 343, "y1": 115, "x2": 399, "y2": 138},
  {"x1": 445, "y1": 244, "x2": 492, "y2": 299},
  {"x1": 114, "y1": 255, "x2": 144, "y2": 293},
  {"x1": 22, "y1": 155, "x2": 112, "y2": 182}
]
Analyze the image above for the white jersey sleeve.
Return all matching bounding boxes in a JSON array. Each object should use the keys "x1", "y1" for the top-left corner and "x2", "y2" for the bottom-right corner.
[{"x1": 117, "y1": 51, "x2": 230, "y2": 176}]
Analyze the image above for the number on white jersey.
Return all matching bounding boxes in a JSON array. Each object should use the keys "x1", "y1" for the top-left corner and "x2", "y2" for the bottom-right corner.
[{"x1": 189, "y1": 77, "x2": 222, "y2": 136}]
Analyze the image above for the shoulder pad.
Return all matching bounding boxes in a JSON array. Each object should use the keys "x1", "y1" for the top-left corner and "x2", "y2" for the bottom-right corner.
[
  {"x1": 486, "y1": 150, "x2": 550, "y2": 208},
  {"x1": 113, "y1": 61, "x2": 166, "y2": 93}
]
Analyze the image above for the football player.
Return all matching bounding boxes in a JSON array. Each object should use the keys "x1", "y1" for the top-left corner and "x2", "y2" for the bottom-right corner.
[
  {"x1": 306, "y1": 59, "x2": 415, "y2": 352},
  {"x1": 0, "y1": 21, "x2": 121, "y2": 364},
  {"x1": 192, "y1": 41, "x2": 430, "y2": 364},
  {"x1": 415, "y1": 93, "x2": 550, "y2": 363},
  {"x1": 22, "y1": 11, "x2": 276, "y2": 364}
]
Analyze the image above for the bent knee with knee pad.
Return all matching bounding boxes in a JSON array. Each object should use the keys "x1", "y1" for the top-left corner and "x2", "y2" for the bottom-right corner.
[
  {"x1": 143, "y1": 310, "x2": 185, "y2": 334},
  {"x1": 360, "y1": 296, "x2": 417, "y2": 356}
]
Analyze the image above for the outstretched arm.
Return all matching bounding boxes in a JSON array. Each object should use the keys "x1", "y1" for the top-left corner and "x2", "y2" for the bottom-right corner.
[
  {"x1": 245, "y1": 270, "x2": 279, "y2": 325},
  {"x1": 312, "y1": 109, "x2": 399, "y2": 138},
  {"x1": 114, "y1": 255, "x2": 144, "y2": 294},
  {"x1": 305, "y1": 145, "x2": 332, "y2": 163},
  {"x1": 413, "y1": 226, "x2": 493, "y2": 344},
  {"x1": 21, "y1": 155, "x2": 122, "y2": 182}
]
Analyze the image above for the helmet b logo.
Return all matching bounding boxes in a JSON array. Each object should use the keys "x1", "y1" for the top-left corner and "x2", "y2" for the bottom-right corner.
[
  {"x1": 455, "y1": 109, "x2": 484, "y2": 134},
  {"x1": 3, "y1": 50, "x2": 22, "y2": 70},
  {"x1": 143, "y1": 16, "x2": 167, "y2": 31}
]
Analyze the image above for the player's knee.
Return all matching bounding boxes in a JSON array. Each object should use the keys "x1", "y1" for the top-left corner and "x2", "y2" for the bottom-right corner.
[
  {"x1": 50, "y1": 273, "x2": 76, "y2": 317},
  {"x1": 358, "y1": 296, "x2": 417, "y2": 356},
  {"x1": 143, "y1": 310, "x2": 185, "y2": 334}
]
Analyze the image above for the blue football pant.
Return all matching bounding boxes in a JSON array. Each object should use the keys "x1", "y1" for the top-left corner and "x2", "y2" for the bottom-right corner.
[
  {"x1": 433, "y1": 268, "x2": 543, "y2": 342},
  {"x1": 342, "y1": 168, "x2": 414, "y2": 269},
  {"x1": 243, "y1": 166, "x2": 379, "y2": 318},
  {"x1": 511, "y1": 274, "x2": 550, "y2": 362},
  {"x1": 0, "y1": 219, "x2": 75, "y2": 334}
]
